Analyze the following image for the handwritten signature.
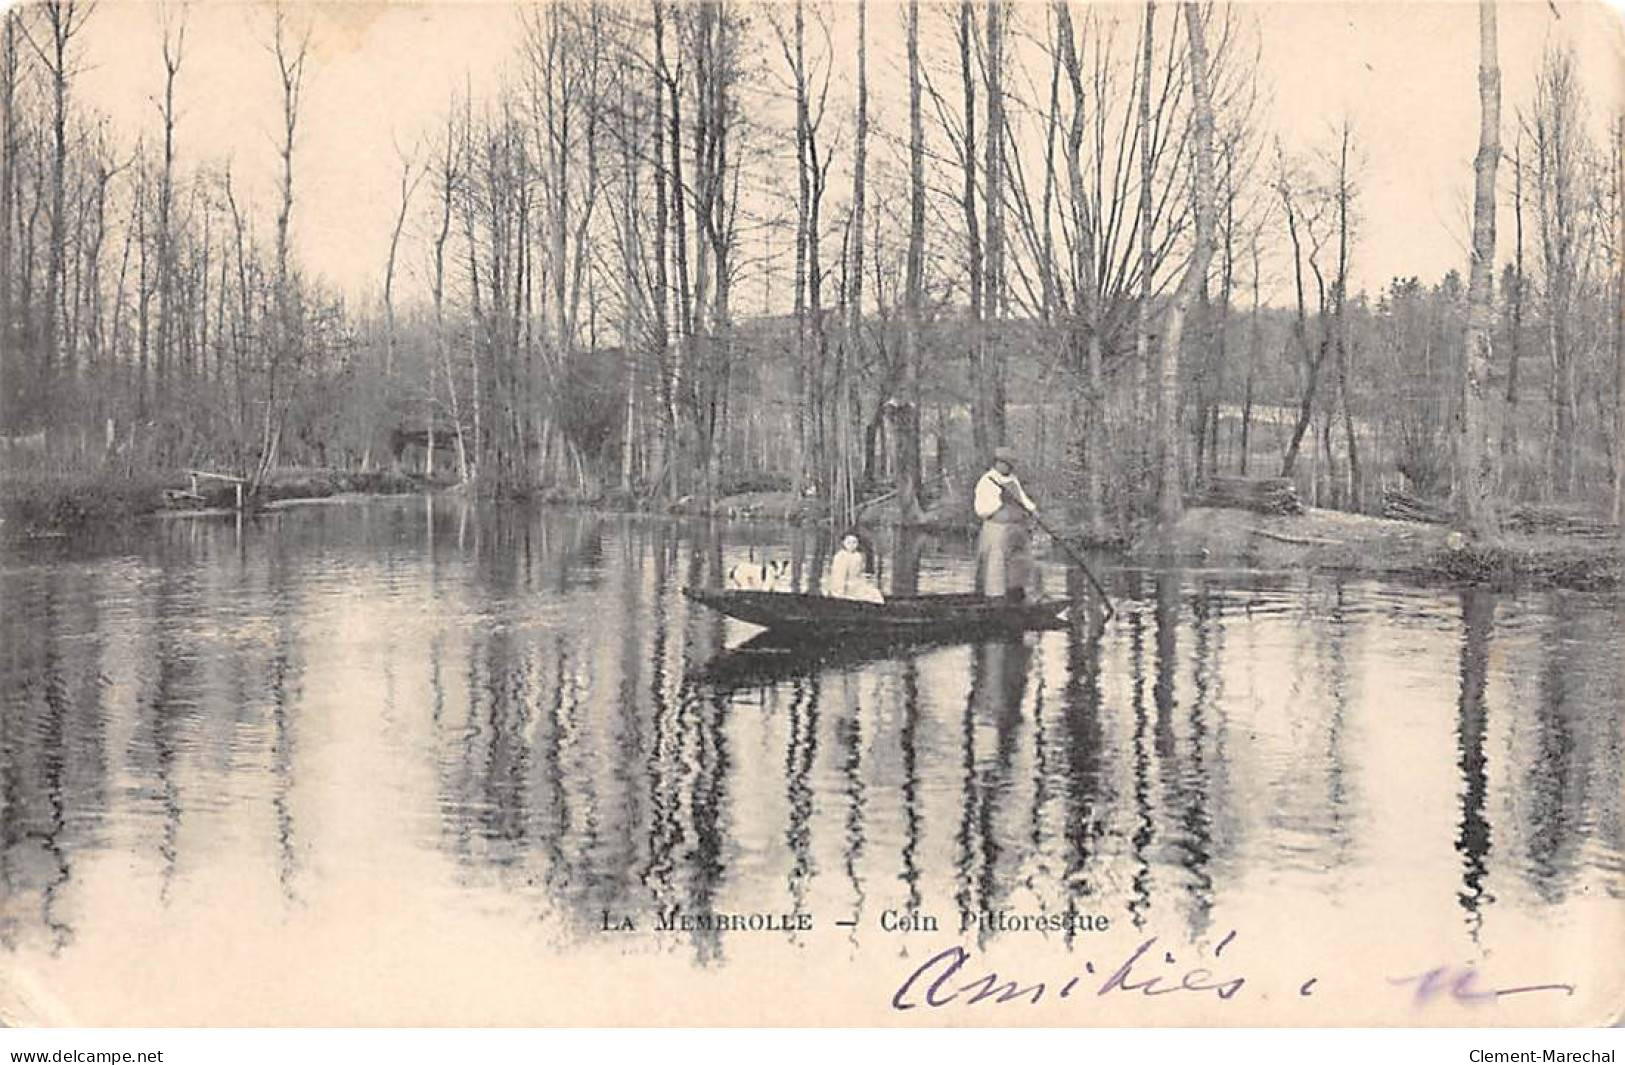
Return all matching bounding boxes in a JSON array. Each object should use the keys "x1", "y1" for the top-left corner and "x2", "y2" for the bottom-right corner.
[{"x1": 890, "y1": 930, "x2": 1575, "y2": 1012}]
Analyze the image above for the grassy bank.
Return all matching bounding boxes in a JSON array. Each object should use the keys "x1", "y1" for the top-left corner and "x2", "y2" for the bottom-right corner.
[
  {"x1": 1, "y1": 467, "x2": 430, "y2": 542},
  {"x1": 0, "y1": 470, "x2": 173, "y2": 541}
]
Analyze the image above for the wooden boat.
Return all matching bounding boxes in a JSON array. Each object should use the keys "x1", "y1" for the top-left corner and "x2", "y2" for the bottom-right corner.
[{"x1": 682, "y1": 587, "x2": 1069, "y2": 639}]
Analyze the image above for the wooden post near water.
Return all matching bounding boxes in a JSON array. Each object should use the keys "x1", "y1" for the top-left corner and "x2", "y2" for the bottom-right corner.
[{"x1": 187, "y1": 469, "x2": 248, "y2": 510}]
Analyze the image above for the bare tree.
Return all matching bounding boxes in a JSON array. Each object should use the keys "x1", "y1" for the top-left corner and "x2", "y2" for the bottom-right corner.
[
  {"x1": 776, "y1": 0, "x2": 825, "y2": 497},
  {"x1": 1613, "y1": 113, "x2": 1624, "y2": 524},
  {"x1": 895, "y1": 0, "x2": 925, "y2": 525},
  {"x1": 1276, "y1": 145, "x2": 1332, "y2": 480},
  {"x1": 1155, "y1": 2, "x2": 1216, "y2": 526},
  {"x1": 383, "y1": 143, "x2": 421, "y2": 384},
  {"x1": 134, "y1": 149, "x2": 152, "y2": 422},
  {"x1": 1, "y1": 10, "x2": 20, "y2": 427},
  {"x1": 1330, "y1": 121, "x2": 1360, "y2": 507},
  {"x1": 608, "y1": 27, "x2": 651, "y2": 494},
  {"x1": 255, "y1": 4, "x2": 309, "y2": 488},
  {"x1": 648, "y1": 0, "x2": 674, "y2": 495},
  {"x1": 664, "y1": 4, "x2": 693, "y2": 497},
  {"x1": 21, "y1": 0, "x2": 92, "y2": 443},
  {"x1": 955, "y1": 0, "x2": 985, "y2": 456},
  {"x1": 688, "y1": 2, "x2": 744, "y2": 500},
  {"x1": 979, "y1": 0, "x2": 1006, "y2": 452},
  {"x1": 1500, "y1": 134, "x2": 1525, "y2": 484},
  {"x1": 1240, "y1": 227, "x2": 1261, "y2": 474},
  {"x1": 457, "y1": 90, "x2": 484, "y2": 484},
  {"x1": 154, "y1": 4, "x2": 184, "y2": 420},
  {"x1": 1529, "y1": 43, "x2": 1583, "y2": 496},
  {"x1": 221, "y1": 164, "x2": 251, "y2": 458},
  {"x1": 429, "y1": 107, "x2": 467, "y2": 482},
  {"x1": 1137, "y1": 1, "x2": 1156, "y2": 477},
  {"x1": 1455, "y1": 0, "x2": 1499, "y2": 537},
  {"x1": 1054, "y1": 0, "x2": 1104, "y2": 532}
]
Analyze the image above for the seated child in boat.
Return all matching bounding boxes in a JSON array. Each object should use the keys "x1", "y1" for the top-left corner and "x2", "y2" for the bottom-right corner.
[{"x1": 828, "y1": 530, "x2": 884, "y2": 603}]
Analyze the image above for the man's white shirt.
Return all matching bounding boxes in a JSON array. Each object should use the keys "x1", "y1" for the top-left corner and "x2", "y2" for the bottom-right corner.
[{"x1": 974, "y1": 468, "x2": 1036, "y2": 520}]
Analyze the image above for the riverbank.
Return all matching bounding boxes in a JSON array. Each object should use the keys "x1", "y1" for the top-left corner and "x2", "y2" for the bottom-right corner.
[
  {"x1": 0, "y1": 467, "x2": 428, "y2": 542},
  {"x1": 5, "y1": 473, "x2": 1616, "y2": 591},
  {"x1": 1149, "y1": 505, "x2": 1620, "y2": 591}
]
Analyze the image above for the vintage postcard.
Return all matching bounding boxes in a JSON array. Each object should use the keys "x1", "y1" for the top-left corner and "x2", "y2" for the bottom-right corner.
[{"x1": 0, "y1": 0, "x2": 1621, "y2": 1029}]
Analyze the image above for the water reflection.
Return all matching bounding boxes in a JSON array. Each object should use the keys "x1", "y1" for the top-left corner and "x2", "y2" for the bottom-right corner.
[
  {"x1": 1456, "y1": 587, "x2": 1495, "y2": 937},
  {"x1": 1527, "y1": 591, "x2": 1592, "y2": 910},
  {"x1": 0, "y1": 502, "x2": 1621, "y2": 986},
  {"x1": 1057, "y1": 587, "x2": 1107, "y2": 931},
  {"x1": 1126, "y1": 576, "x2": 1155, "y2": 929},
  {"x1": 954, "y1": 637, "x2": 1033, "y2": 945}
]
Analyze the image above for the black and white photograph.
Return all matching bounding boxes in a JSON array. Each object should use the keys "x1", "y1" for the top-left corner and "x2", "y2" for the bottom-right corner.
[{"x1": 0, "y1": 0, "x2": 1622, "y2": 1031}]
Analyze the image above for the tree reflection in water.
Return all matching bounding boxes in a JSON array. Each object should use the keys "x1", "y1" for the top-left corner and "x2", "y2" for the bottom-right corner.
[
  {"x1": 1455, "y1": 586, "x2": 1495, "y2": 939},
  {"x1": 0, "y1": 503, "x2": 1619, "y2": 986}
]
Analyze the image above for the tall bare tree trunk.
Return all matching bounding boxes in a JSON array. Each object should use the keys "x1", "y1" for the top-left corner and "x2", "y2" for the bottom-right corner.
[
  {"x1": 1277, "y1": 170, "x2": 1328, "y2": 480},
  {"x1": 156, "y1": 10, "x2": 184, "y2": 430},
  {"x1": 615, "y1": 74, "x2": 644, "y2": 493},
  {"x1": 1241, "y1": 233, "x2": 1260, "y2": 475},
  {"x1": 981, "y1": 0, "x2": 1006, "y2": 449},
  {"x1": 649, "y1": 0, "x2": 673, "y2": 497},
  {"x1": 707, "y1": 15, "x2": 737, "y2": 506},
  {"x1": 957, "y1": 0, "x2": 984, "y2": 458},
  {"x1": 136, "y1": 163, "x2": 151, "y2": 422},
  {"x1": 1157, "y1": 3, "x2": 1217, "y2": 527},
  {"x1": 1332, "y1": 123, "x2": 1360, "y2": 508},
  {"x1": 1456, "y1": 0, "x2": 1499, "y2": 537},
  {"x1": 667, "y1": 20, "x2": 693, "y2": 497},
  {"x1": 432, "y1": 110, "x2": 468, "y2": 483},
  {"x1": 223, "y1": 168, "x2": 248, "y2": 462},
  {"x1": 460, "y1": 97, "x2": 484, "y2": 485},
  {"x1": 258, "y1": 8, "x2": 307, "y2": 491},
  {"x1": 1137, "y1": 0, "x2": 1155, "y2": 493},
  {"x1": 1500, "y1": 136, "x2": 1524, "y2": 486},
  {"x1": 1056, "y1": 1, "x2": 1101, "y2": 534},
  {"x1": 788, "y1": 0, "x2": 812, "y2": 496},
  {"x1": 845, "y1": 0, "x2": 869, "y2": 513},
  {"x1": 1210, "y1": 140, "x2": 1235, "y2": 482},
  {"x1": 0, "y1": 12, "x2": 18, "y2": 431},
  {"x1": 43, "y1": 1, "x2": 86, "y2": 447},
  {"x1": 384, "y1": 151, "x2": 418, "y2": 385},
  {"x1": 894, "y1": 0, "x2": 924, "y2": 526},
  {"x1": 1533, "y1": 45, "x2": 1579, "y2": 496},
  {"x1": 1613, "y1": 114, "x2": 1624, "y2": 525}
]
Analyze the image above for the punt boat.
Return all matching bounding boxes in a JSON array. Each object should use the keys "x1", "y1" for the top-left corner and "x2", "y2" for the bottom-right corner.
[{"x1": 682, "y1": 588, "x2": 1069, "y2": 640}]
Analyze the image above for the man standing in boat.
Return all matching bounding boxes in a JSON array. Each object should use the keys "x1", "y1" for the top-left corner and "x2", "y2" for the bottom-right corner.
[{"x1": 973, "y1": 446, "x2": 1038, "y2": 601}]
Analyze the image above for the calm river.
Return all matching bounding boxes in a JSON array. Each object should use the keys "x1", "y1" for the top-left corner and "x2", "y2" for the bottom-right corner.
[{"x1": 1, "y1": 499, "x2": 1621, "y2": 1024}]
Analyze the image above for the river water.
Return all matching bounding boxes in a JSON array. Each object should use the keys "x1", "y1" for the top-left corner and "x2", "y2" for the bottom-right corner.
[{"x1": 1, "y1": 499, "x2": 1620, "y2": 1024}]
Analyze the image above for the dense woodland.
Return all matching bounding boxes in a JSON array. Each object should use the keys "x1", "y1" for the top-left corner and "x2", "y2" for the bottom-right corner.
[{"x1": 1, "y1": 0, "x2": 1622, "y2": 537}]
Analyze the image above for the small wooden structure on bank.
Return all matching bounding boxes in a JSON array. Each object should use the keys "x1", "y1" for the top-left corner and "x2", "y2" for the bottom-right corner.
[{"x1": 164, "y1": 469, "x2": 247, "y2": 510}]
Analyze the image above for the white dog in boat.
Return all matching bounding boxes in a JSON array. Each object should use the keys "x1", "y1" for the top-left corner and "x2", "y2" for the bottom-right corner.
[{"x1": 728, "y1": 558, "x2": 792, "y2": 592}]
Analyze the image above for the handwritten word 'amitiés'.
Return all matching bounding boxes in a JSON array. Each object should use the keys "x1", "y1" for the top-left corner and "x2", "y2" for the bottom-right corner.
[{"x1": 891, "y1": 931, "x2": 1263, "y2": 1011}]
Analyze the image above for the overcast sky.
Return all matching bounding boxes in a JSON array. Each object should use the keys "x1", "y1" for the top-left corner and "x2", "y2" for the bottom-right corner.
[{"x1": 65, "y1": 0, "x2": 1625, "y2": 311}]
